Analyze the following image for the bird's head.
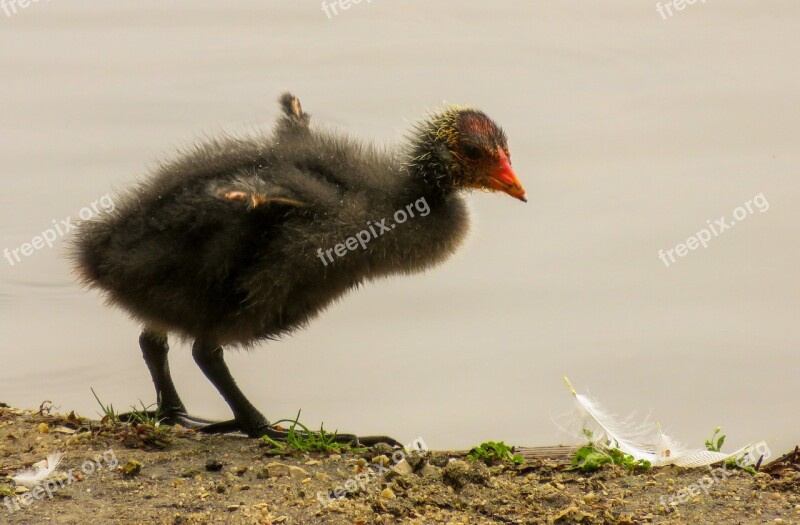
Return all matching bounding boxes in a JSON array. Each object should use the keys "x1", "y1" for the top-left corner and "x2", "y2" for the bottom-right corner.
[{"x1": 409, "y1": 106, "x2": 526, "y2": 202}]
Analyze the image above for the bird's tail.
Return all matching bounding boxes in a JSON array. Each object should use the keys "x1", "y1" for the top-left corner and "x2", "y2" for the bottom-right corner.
[{"x1": 277, "y1": 92, "x2": 311, "y2": 133}]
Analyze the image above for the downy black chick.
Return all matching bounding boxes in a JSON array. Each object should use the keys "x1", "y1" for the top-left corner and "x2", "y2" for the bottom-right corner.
[{"x1": 71, "y1": 93, "x2": 526, "y2": 441}]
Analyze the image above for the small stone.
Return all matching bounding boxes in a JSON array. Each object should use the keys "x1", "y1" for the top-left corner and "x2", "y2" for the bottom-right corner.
[
  {"x1": 419, "y1": 463, "x2": 440, "y2": 478},
  {"x1": 121, "y1": 459, "x2": 142, "y2": 478},
  {"x1": 553, "y1": 506, "x2": 592, "y2": 523},
  {"x1": 234, "y1": 484, "x2": 251, "y2": 491},
  {"x1": 289, "y1": 466, "x2": 309, "y2": 480},
  {"x1": 387, "y1": 459, "x2": 414, "y2": 479},
  {"x1": 371, "y1": 455, "x2": 391, "y2": 468},
  {"x1": 370, "y1": 442, "x2": 395, "y2": 457},
  {"x1": 405, "y1": 451, "x2": 428, "y2": 471},
  {"x1": 583, "y1": 492, "x2": 597, "y2": 503},
  {"x1": 442, "y1": 459, "x2": 490, "y2": 489},
  {"x1": 266, "y1": 462, "x2": 291, "y2": 477},
  {"x1": 315, "y1": 472, "x2": 331, "y2": 482},
  {"x1": 380, "y1": 488, "x2": 396, "y2": 500},
  {"x1": 205, "y1": 459, "x2": 223, "y2": 472},
  {"x1": 227, "y1": 504, "x2": 240, "y2": 512},
  {"x1": 37, "y1": 423, "x2": 50, "y2": 434},
  {"x1": 66, "y1": 431, "x2": 92, "y2": 446}
]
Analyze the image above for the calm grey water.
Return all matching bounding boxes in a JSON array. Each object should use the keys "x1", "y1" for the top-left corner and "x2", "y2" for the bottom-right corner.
[{"x1": 1, "y1": 1, "x2": 798, "y2": 454}]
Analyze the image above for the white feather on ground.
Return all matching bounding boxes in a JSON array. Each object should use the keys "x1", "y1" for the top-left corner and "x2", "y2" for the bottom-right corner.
[
  {"x1": 12, "y1": 452, "x2": 63, "y2": 488},
  {"x1": 561, "y1": 377, "x2": 761, "y2": 468}
]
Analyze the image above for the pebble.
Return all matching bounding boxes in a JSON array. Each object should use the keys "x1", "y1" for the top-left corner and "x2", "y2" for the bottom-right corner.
[
  {"x1": 389, "y1": 459, "x2": 414, "y2": 478},
  {"x1": 265, "y1": 463, "x2": 289, "y2": 476},
  {"x1": 288, "y1": 466, "x2": 309, "y2": 480},
  {"x1": 265, "y1": 462, "x2": 299, "y2": 477},
  {"x1": 315, "y1": 472, "x2": 332, "y2": 482},
  {"x1": 380, "y1": 488, "x2": 396, "y2": 499},
  {"x1": 121, "y1": 459, "x2": 143, "y2": 478},
  {"x1": 371, "y1": 455, "x2": 391, "y2": 468},
  {"x1": 205, "y1": 459, "x2": 223, "y2": 472},
  {"x1": 419, "y1": 463, "x2": 440, "y2": 478}
]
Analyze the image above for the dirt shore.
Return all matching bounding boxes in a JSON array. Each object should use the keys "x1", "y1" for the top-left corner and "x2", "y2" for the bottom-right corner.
[{"x1": 0, "y1": 405, "x2": 798, "y2": 525}]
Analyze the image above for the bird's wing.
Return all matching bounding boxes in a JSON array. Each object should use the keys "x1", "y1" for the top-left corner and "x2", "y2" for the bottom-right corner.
[{"x1": 209, "y1": 175, "x2": 306, "y2": 210}]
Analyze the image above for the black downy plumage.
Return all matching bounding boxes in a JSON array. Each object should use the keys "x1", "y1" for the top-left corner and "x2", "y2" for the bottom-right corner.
[{"x1": 71, "y1": 93, "x2": 526, "y2": 440}]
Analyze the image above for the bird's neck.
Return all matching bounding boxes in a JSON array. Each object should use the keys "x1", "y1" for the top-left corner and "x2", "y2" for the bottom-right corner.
[{"x1": 402, "y1": 125, "x2": 459, "y2": 202}]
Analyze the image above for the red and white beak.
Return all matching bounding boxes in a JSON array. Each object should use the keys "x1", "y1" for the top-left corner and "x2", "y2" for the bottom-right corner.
[{"x1": 486, "y1": 148, "x2": 527, "y2": 202}]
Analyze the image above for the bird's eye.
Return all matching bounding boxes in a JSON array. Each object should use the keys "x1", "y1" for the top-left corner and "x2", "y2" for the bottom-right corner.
[{"x1": 462, "y1": 144, "x2": 483, "y2": 160}]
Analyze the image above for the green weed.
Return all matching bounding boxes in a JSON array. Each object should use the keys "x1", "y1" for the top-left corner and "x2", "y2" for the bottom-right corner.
[{"x1": 467, "y1": 441, "x2": 524, "y2": 466}]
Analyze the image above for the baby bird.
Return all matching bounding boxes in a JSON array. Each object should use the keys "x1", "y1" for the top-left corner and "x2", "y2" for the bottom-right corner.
[{"x1": 71, "y1": 93, "x2": 526, "y2": 441}]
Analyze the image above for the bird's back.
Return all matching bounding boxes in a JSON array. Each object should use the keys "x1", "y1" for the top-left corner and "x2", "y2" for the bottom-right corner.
[
  {"x1": 72, "y1": 124, "x2": 404, "y2": 339},
  {"x1": 72, "y1": 103, "x2": 469, "y2": 344}
]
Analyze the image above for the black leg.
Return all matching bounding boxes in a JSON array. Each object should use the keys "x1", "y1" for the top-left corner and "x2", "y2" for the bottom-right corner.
[
  {"x1": 135, "y1": 330, "x2": 216, "y2": 427},
  {"x1": 190, "y1": 338, "x2": 402, "y2": 446},
  {"x1": 192, "y1": 339, "x2": 270, "y2": 437},
  {"x1": 139, "y1": 330, "x2": 186, "y2": 416}
]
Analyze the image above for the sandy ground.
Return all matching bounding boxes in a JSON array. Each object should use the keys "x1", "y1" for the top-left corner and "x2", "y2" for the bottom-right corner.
[{"x1": 1, "y1": 404, "x2": 799, "y2": 525}]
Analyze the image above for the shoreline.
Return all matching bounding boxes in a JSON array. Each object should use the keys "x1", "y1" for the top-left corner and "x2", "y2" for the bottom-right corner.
[{"x1": 1, "y1": 404, "x2": 798, "y2": 524}]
